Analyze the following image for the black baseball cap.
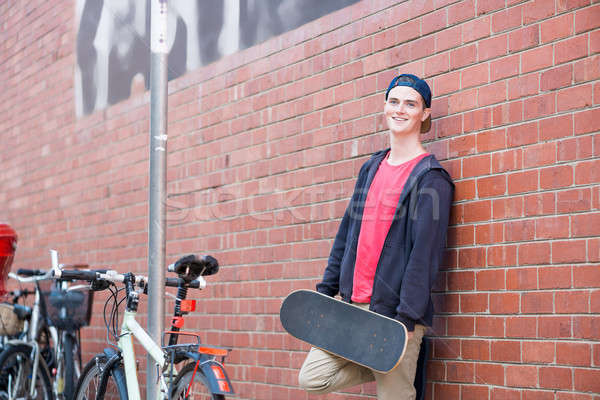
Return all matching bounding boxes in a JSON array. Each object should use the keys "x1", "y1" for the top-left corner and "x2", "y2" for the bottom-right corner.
[{"x1": 385, "y1": 74, "x2": 432, "y2": 133}]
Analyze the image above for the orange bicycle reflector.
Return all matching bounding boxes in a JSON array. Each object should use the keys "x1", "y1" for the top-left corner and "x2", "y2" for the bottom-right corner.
[
  {"x1": 180, "y1": 299, "x2": 196, "y2": 312},
  {"x1": 199, "y1": 346, "x2": 228, "y2": 357},
  {"x1": 171, "y1": 317, "x2": 184, "y2": 328},
  {"x1": 210, "y1": 365, "x2": 231, "y2": 392}
]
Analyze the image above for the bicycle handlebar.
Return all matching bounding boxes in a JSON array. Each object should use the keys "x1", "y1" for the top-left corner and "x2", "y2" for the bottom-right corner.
[
  {"x1": 16, "y1": 269, "x2": 47, "y2": 277},
  {"x1": 53, "y1": 269, "x2": 206, "y2": 290}
]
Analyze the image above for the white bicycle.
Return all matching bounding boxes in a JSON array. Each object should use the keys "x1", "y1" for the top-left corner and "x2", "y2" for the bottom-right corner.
[{"x1": 54, "y1": 254, "x2": 234, "y2": 400}]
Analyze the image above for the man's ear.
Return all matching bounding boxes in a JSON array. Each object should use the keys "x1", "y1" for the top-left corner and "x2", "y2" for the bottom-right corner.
[{"x1": 421, "y1": 108, "x2": 431, "y2": 122}]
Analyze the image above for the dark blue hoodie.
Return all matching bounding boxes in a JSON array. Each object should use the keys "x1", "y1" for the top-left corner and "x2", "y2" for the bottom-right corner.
[{"x1": 316, "y1": 150, "x2": 454, "y2": 331}]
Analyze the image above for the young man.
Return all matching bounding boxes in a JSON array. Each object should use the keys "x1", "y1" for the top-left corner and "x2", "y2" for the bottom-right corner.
[{"x1": 298, "y1": 74, "x2": 454, "y2": 400}]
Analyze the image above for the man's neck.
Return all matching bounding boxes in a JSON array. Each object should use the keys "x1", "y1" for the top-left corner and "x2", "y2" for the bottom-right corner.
[{"x1": 387, "y1": 130, "x2": 427, "y2": 165}]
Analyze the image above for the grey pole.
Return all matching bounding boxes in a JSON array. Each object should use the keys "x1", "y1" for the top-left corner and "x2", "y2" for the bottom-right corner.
[{"x1": 147, "y1": 1, "x2": 168, "y2": 399}]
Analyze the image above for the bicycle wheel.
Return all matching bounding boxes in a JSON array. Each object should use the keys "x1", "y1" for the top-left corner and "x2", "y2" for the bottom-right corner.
[
  {"x1": 0, "y1": 344, "x2": 53, "y2": 400},
  {"x1": 75, "y1": 354, "x2": 127, "y2": 400},
  {"x1": 61, "y1": 333, "x2": 76, "y2": 400},
  {"x1": 171, "y1": 362, "x2": 225, "y2": 400}
]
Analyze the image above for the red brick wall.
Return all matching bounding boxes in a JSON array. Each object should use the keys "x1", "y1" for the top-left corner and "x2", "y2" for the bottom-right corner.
[{"x1": 1, "y1": 0, "x2": 599, "y2": 399}]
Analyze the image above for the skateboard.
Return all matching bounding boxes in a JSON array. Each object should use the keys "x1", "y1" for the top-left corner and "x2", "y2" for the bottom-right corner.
[{"x1": 280, "y1": 289, "x2": 408, "y2": 373}]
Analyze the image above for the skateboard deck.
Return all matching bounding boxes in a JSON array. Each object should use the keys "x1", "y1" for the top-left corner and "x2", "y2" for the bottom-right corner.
[{"x1": 280, "y1": 289, "x2": 407, "y2": 373}]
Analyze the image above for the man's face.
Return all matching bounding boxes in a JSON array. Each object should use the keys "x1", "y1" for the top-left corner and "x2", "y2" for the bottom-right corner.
[{"x1": 384, "y1": 86, "x2": 431, "y2": 135}]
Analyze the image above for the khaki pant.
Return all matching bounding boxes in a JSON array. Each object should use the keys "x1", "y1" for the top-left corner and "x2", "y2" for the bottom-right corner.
[{"x1": 298, "y1": 304, "x2": 426, "y2": 400}]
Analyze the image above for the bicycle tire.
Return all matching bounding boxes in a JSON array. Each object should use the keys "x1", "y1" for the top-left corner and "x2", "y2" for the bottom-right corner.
[
  {"x1": 171, "y1": 362, "x2": 225, "y2": 400},
  {"x1": 0, "y1": 344, "x2": 53, "y2": 400},
  {"x1": 75, "y1": 354, "x2": 128, "y2": 400},
  {"x1": 62, "y1": 333, "x2": 75, "y2": 400}
]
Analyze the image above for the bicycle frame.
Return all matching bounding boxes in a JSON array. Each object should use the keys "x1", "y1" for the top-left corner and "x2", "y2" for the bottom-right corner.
[{"x1": 118, "y1": 309, "x2": 168, "y2": 400}]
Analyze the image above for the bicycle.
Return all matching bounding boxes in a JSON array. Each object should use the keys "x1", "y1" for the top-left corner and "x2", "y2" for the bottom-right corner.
[
  {"x1": 0, "y1": 250, "x2": 93, "y2": 400},
  {"x1": 62, "y1": 254, "x2": 235, "y2": 400}
]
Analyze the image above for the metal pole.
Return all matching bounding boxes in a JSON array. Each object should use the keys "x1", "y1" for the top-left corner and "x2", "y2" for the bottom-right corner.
[{"x1": 148, "y1": 1, "x2": 168, "y2": 399}]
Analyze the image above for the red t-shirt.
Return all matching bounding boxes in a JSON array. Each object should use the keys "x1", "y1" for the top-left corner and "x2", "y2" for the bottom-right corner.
[{"x1": 351, "y1": 152, "x2": 428, "y2": 303}]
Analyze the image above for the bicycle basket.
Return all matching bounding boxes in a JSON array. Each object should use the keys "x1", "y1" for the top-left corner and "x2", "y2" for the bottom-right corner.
[
  {"x1": 38, "y1": 280, "x2": 93, "y2": 330},
  {"x1": 0, "y1": 303, "x2": 24, "y2": 336}
]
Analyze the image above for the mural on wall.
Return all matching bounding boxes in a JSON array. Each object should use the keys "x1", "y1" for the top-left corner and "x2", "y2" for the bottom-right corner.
[{"x1": 75, "y1": 0, "x2": 361, "y2": 117}]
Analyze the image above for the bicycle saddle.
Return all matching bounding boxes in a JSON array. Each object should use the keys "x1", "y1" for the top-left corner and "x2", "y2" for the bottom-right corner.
[{"x1": 172, "y1": 254, "x2": 219, "y2": 280}]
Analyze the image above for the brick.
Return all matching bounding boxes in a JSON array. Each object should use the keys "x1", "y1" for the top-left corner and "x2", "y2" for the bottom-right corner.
[
  {"x1": 556, "y1": 35, "x2": 589, "y2": 64},
  {"x1": 493, "y1": 100, "x2": 523, "y2": 126},
  {"x1": 448, "y1": 270, "x2": 476, "y2": 291},
  {"x1": 523, "y1": 142, "x2": 556, "y2": 168},
  {"x1": 556, "y1": 290, "x2": 590, "y2": 313},
  {"x1": 464, "y1": 108, "x2": 493, "y2": 133},
  {"x1": 552, "y1": 240, "x2": 587, "y2": 263},
  {"x1": 575, "y1": 4, "x2": 600, "y2": 33},
  {"x1": 540, "y1": 165, "x2": 574, "y2": 190},
  {"x1": 434, "y1": 70, "x2": 461, "y2": 96},
  {"x1": 463, "y1": 154, "x2": 491, "y2": 179},
  {"x1": 524, "y1": 192, "x2": 556, "y2": 217},
  {"x1": 449, "y1": 88, "x2": 478, "y2": 113},
  {"x1": 518, "y1": 242, "x2": 551, "y2": 265},
  {"x1": 435, "y1": 24, "x2": 461, "y2": 52},
  {"x1": 476, "y1": 316, "x2": 505, "y2": 337},
  {"x1": 458, "y1": 247, "x2": 487, "y2": 268},
  {"x1": 539, "y1": 266, "x2": 572, "y2": 289},
  {"x1": 575, "y1": 159, "x2": 600, "y2": 184},
  {"x1": 509, "y1": 25, "x2": 540, "y2": 52},
  {"x1": 433, "y1": 337, "x2": 461, "y2": 359},
  {"x1": 450, "y1": 44, "x2": 477, "y2": 70},
  {"x1": 448, "y1": 0, "x2": 475, "y2": 25},
  {"x1": 541, "y1": 64, "x2": 573, "y2": 91},
  {"x1": 461, "y1": 63, "x2": 490, "y2": 89},
  {"x1": 523, "y1": 0, "x2": 555, "y2": 24},
  {"x1": 448, "y1": 316, "x2": 475, "y2": 336},
  {"x1": 559, "y1": 135, "x2": 594, "y2": 162},
  {"x1": 539, "y1": 366, "x2": 573, "y2": 390},
  {"x1": 574, "y1": 55, "x2": 600, "y2": 83},
  {"x1": 491, "y1": 54, "x2": 520, "y2": 80},
  {"x1": 477, "y1": 128, "x2": 506, "y2": 152},
  {"x1": 522, "y1": 44, "x2": 554, "y2": 74},
  {"x1": 574, "y1": 368, "x2": 600, "y2": 393},
  {"x1": 524, "y1": 93, "x2": 556, "y2": 120},
  {"x1": 507, "y1": 122, "x2": 538, "y2": 147},
  {"x1": 509, "y1": 73, "x2": 540, "y2": 100},
  {"x1": 535, "y1": 215, "x2": 570, "y2": 239},
  {"x1": 479, "y1": 80, "x2": 507, "y2": 106},
  {"x1": 557, "y1": 342, "x2": 592, "y2": 366},
  {"x1": 449, "y1": 134, "x2": 477, "y2": 157},
  {"x1": 506, "y1": 219, "x2": 536, "y2": 242},
  {"x1": 422, "y1": 8, "x2": 447, "y2": 35},
  {"x1": 508, "y1": 170, "x2": 538, "y2": 194},
  {"x1": 478, "y1": 34, "x2": 508, "y2": 61},
  {"x1": 573, "y1": 265, "x2": 600, "y2": 288},
  {"x1": 477, "y1": 0, "x2": 505, "y2": 15},
  {"x1": 477, "y1": 175, "x2": 506, "y2": 198},
  {"x1": 425, "y1": 52, "x2": 450, "y2": 76},
  {"x1": 434, "y1": 383, "x2": 460, "y2": 399},
  {"x1": 455, "y1": 180, "x2": 477, "y2": 201},
  {"x1": 557, "y1": 84, "x2": 594, "y2": 112},
  {"x1": 540, "y1": 13, "x2": 574, "y2": 44},
  {"x1": 523, "y1": 340, "x2": 555, "y2": 363},
  {"x1": 573, "y1": 315, "x2": 600, "y2": 339},
  {"x1": 507, "y1": 267, "x2": 538, "y2": 290},
  {"x1": 506, "y1": 364, "x2": 538, "y2": 387},
  {"x1": 507, "y1": 315, "x2": 538, "y2": 337},
  {"x1": 476, "y1": 268, "x2": 507, "y2": 291},
  {"x1": 572, "y1": 212, "x2": 600, "y2": 237},
  {"x1": 462, "y1": 15, "x2": 492, "y2": 44},
  {"x1": 461, "y1": 385, "x2": 490, "y2": 400},
  {"x1": 539, "y1": 316, "x2": 572, "y2": 338},
  {"x1": 492, "y1": 6, "x2": 523, "y2": 34},
  {"x1": 491, "y1": 340, "x2": 521, "y2": 362},
  {"x1": 493, "y1": 196, "x2": 524, "y2": 219},
  {"x1": 490, "y1": 292, "x2": 520, "y2": 313},
  {"x1": 475, "y1": 362, "x2": 505, "y2": 385},
  {"x1": 574, "y1": 108, "x2": 600, "y2": 134},
  {"x1": 539, "y1": 114, "x2": 573, "y2": 140},
  {"x1": 461, "y1": 293, "x2": 489, "y2": 312},
  {"x1": 557, "y1": 188, "x2": 591, "y2": 213}
]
